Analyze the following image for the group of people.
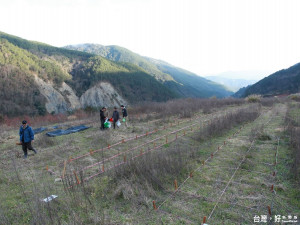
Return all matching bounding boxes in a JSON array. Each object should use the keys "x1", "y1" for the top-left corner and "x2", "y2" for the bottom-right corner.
[
  {"x1": 18, "y1": 105, "x2": 128, "y2": 159},
  {"x1": 100, "y1": 105, "x2": 128, "y2": 130}
]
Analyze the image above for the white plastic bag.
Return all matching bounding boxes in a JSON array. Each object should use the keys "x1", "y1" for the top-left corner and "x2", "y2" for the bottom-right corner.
[
  {"x1": 42, "y1": 195, "x2": 58, "y2": 202},
  {"x1": 116, "y1": 120, "x2": 121, "y2": 127}
]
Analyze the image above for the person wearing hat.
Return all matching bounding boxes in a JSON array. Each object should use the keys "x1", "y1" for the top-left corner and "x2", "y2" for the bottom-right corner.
[
  {"x1": 112, "y1": 107, "x2": 120, "y2": 129},
  {"x1": 19, "y1": 120, "x2": 37, "y2": 159},
  {"x1": 100, "y1": 107, "x2": 107, "y2": 130},
  {"x1": 121, "y1": 105, "x2": 128, "y2": 127}
]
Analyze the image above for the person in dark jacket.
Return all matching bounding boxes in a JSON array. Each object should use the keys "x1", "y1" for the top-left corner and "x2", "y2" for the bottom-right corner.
[
  {"x1": 100, "y1": 107, "x2": 107, "y2": 130},
  {"x1": 112, "y1": 107, "x2": 120, "y2": 129},
  {"x1": 121, "y1": 105, "x2": 128, "y2": 127},
  {"x1": 19, "y1": 120, "x2": 37, "y2": 159}
]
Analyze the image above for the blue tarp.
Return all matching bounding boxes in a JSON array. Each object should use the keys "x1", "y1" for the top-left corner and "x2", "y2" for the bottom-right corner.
[
  {"x1": 33, "y1": 127, "x2": 47, "y2": 134},
  {"x1": 46, "y1": 125, "x2": 90, "y2": 137},
  {"x1": 52, "y1": 125, "x2": 63, "y2": 129}
]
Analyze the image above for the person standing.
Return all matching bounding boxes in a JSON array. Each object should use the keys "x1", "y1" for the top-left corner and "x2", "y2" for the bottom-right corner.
[
  {"x1": 100, "y1": 107, "x2": 107, "y2": 130},
  {"x1": 19, "y1": 120, "x2": 37, "y2": 159},
  {"x1": 112, "y1": 107, "x2": 120, "y2": 129},
  {"x1": 121, "y1": 105, "x2": 128, "y2": 127}
]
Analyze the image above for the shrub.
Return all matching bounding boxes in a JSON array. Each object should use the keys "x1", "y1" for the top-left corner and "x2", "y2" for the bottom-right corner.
[
  {"x1": 197, "y1": 104, "x2": 261, "y2": 141},
  {"x1": 289, "y1": 94, "x2": 300, "y2": 102},
  {"x1": 246, "y1": 94, "x2": 261, "y2": 103},
  {"x1": 260, "y1": 97, "x2": 279, "y2": 107}
]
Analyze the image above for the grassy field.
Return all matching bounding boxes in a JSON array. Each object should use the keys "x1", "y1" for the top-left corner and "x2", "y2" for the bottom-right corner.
[{"x1": 0, "y1": 99, "x2": 299, "y2": 224}]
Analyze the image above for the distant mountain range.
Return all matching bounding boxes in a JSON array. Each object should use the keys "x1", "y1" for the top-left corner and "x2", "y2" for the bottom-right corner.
[
  {"x1": 205, "y1": 70, "x2": 272, "y2": 80},
  {"x1": 0, "y1": 32, "x2": 232, "y2": 117},
  {"x1": 233, "y1": 63, "x2": 300, "y2": 97},
  {"x1": 205, "y1": 76, "x2": 257, "y2": 92}
]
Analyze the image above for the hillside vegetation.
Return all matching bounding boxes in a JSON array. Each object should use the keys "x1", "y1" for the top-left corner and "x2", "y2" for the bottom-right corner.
[
  {"x1": 68, "y1": 56, "x2": 178, "y2": 101},
  {"x1": 64, "y1": 44, "x2": 233, "y2": 98},
  {"x1": 0, "y1": 32, "x2": 179, "y2": 117},
  {"x1": 234, "y1": 63, "x2": 300, "y2": 97},
  {"x1": 65, "y1": 44, "x2": 174, "y2": 82}
]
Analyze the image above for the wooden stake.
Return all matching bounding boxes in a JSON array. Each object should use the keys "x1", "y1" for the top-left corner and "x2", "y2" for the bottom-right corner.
[
  {"x1": 152, "y1": 200, "x2": 157, "y2": 210},
  {"x1": 73, "y1": 171, "x2": 80, "y2": 184},
  {"x1": 136, "y1": 135, "x2": 138, "y2": 139},
  {"x1": 202, "y1": 160, "x2": 205, "y2": 166},
  {"x1": 211, "y1": 153, "x2": 213, "y2": 158},
  {"x1": 102, "y1": 164, "x2": 105, "y2": 172},
  {"x1": 122, "y1": 138, "x2": 125, "y2": 143},
  {"x1": 108, "y1": 144, "x2": 110, "y2": 149},
  {"x1": 189, "y1": 171, "x2": 193, "y2": 177},
  {"x1": 174, "y1": 180, "x2": 178, "y2": 190},
  {"x1": 123, "y1": 155, "x2": 127, "y2": 162},
  {"x1": 62, "y1": 160, "x2": 67, "y2": 179},
  {"x1": 90, "y1": 150, "x2": 93, "y2": 155},
  {"x1": 270, "y1": 184, "x2": 274, "y2": 192},
  {"x1": 203, "y1": 216, "x2": 207, "y2": 224},
  {"x1": 273, "y1": 171, "x2": 276, "y2": 176},
  {"x1": 46, "y1": 165, "x2": 49, "y2": 171},
  {"x1": 267, "y1": 205, "x2": 271, "y2": 216}
]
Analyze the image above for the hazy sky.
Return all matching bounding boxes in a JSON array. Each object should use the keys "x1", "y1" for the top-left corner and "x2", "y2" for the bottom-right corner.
[{"x1": 1, "y1": 0, "x2": 300, "y2": 79}]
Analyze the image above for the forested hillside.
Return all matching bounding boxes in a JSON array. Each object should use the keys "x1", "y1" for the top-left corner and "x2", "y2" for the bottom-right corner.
[
  {"x1": 0, "y1": 32, "x2": 178, "y2": 116},
  {"x1": 65, "y1": 44, "x2": 233, "y2": 98},
  {"x1": 234, "y1": 63, "x2": 300, "y2": 97}
]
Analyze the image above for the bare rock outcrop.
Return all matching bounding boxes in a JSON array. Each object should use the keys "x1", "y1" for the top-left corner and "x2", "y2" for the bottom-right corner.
[
  {"x1": 34, "y1": 76, "x2": 80, "y2": 114},
  {"x1": 34, "y1": 76, "x2": 127, "y2": 113},
  {"x1": 80, "y1": 82, "x2": 127, "y2": 108}
]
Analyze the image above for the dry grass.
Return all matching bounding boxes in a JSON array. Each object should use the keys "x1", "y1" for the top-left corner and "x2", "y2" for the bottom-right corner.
[{"x1": 1, "y1": 100, "x2": 299, "y2": 224}]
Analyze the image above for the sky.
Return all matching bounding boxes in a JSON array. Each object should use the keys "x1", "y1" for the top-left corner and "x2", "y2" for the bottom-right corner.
[{"x1": 1, "y1": 0, "x2": 300, "y2": 80}]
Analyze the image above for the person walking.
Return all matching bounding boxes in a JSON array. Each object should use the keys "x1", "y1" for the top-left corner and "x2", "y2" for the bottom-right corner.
[
  {"x1": 121, "y1": 105, "x2": 128, "y2": 127},
  {"x1": 112, "y1": 107, "x2": 120, "y2": 129},
  {"x1": 100, "y1": 107, "x2": 107, "y2": 130},
  {"x1": 19, "y1": 120, "x2": 37, "y2": 159}
]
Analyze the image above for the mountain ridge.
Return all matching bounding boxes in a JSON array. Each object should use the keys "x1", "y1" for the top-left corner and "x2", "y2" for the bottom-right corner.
[
  {"x1": 233, "y1": 63, "x2": 300, "y2": 97},
  {"x1": 0, "y1": 32, "x2": 178, "y2": 116},
  {"x1": 64, "y1": 43, "x2": 233, "y2": 98}
]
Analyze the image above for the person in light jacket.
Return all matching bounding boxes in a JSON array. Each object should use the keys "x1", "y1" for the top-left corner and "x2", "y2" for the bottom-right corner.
[{"x1": 19, "y1": 120, "x2": 37, "y2": 159}]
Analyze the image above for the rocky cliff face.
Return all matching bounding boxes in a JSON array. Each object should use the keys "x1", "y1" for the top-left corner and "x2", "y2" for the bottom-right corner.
[
  {"x1": 80, "y1": 82, "x2": 127, "y2": 108},
  {"x1": 34, "y1": 76, "x2": 126, "y2": 113}
]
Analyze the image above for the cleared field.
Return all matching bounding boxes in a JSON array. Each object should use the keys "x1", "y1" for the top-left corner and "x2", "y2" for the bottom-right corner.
[{"x1": 0, "y1": 100, "x2": 299, "y2": 225}]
